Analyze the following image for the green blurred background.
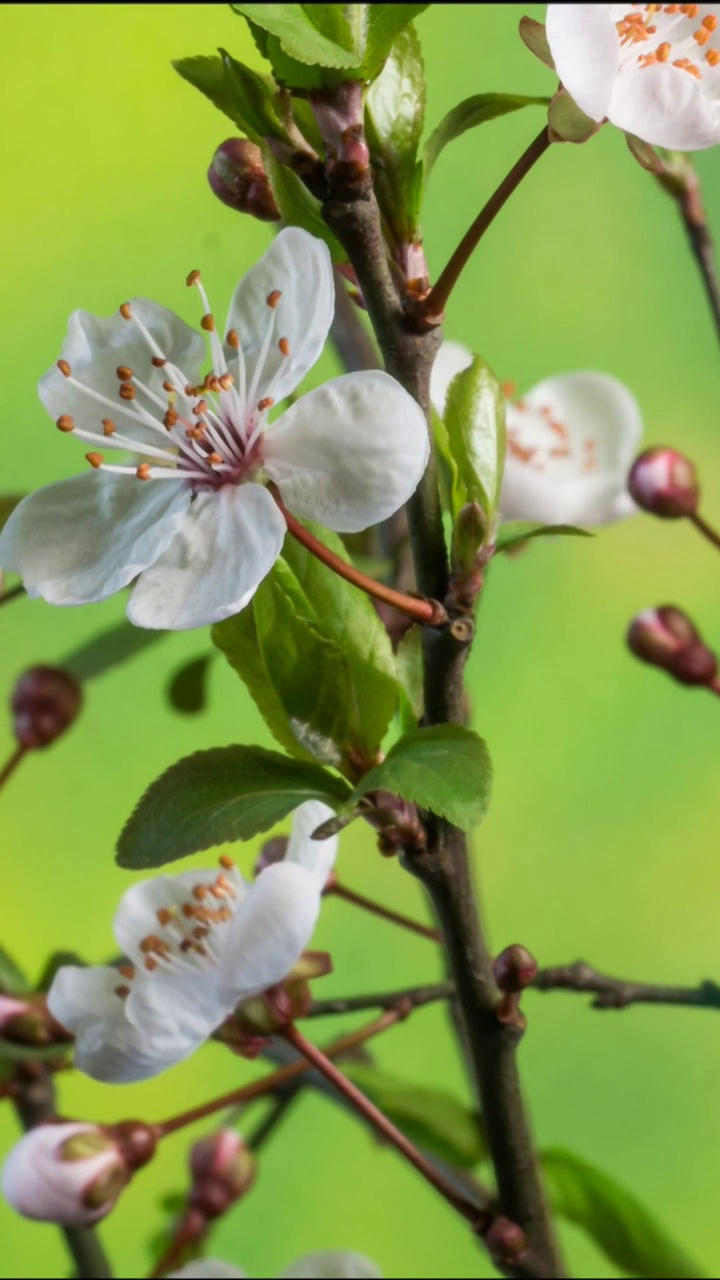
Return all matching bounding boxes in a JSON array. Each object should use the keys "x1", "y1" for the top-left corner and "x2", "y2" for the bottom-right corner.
[{"x1": 2, "y1": 4, "x2": 720, "y2": 1277}]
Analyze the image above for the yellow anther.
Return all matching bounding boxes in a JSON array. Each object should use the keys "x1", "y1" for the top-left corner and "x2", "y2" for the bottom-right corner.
[
  {"x1": 102, "y1": 418, "x2": 117, "y2": 436},
  {"x1": 186, "y1": 269, "x2": 201, "y2": 287},
  {"x1": 266, "y1": 289, "x2": 282, "y2": 309},
  {"x1": 119, "y1": 302, "x2": 132, "y2": 320},
  {"x1": 56, "y1": 414, "x2": 75, "y2": 433},
  {"x1": 57, "y1": 359, "x2": 72, "y2": 378},
  {"x1": 86, "y1": 452, "x2": 104, "y2": 469},
  {"x1": 119, "y1": 383, "x2": 136, "y2": 401},
  {"x1": 116, "y1": 365, "x2": 133, "y2": 381}
]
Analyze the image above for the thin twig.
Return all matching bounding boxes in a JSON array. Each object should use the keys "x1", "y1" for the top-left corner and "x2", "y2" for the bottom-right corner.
[
  {"x1": 658, "y1": 157, "x2": 720, "y2": 353},
  {"x1": 0, "y1": 584, "x2": 25, "y2": 608},
  {"x1": 689, "y1": 510, "x2": 720, "y2": 553},
  {"x1": 306, "y1": 981, "x2": 455, "y2": 1018},
  {"x1": 533, "y1": 961, "x2": 720, "y2": 1011},
  {"x1": 246, "y1": 1088, "x2": 301, "y2": 1150},
  {"x1": 327, "y1": 880, "x2": 442, "y2": 941},
  {"x1": 0, "y1": 744, "x2": 26, "y2": 793}
]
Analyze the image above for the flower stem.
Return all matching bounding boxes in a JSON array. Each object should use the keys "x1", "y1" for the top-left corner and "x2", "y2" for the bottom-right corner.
[
  {"x1": 283, "y1": 1023, "x2": 485, "y2": 1227},
  {"x1": 306, "y1": 980, "x2": 455, "y2": 1017},
  {"x1": 0, "y1": 584, "x2": 25, "y2": 608},
  {"x1": 418, "y1": 126, "x2": 551, "y2": 324},
  {"x1": 326, "y1": 878, "x2": 442, "y2": 941},
  {"x1": 156, "y1": 1008, "x2": 401, "y2": 1138},
  {"x1": 689, "y1": 510, "x2": 720, "y2": 552},
  {"x1": 272, "y1": 489, "x2": 448, "y2": 627},
  {"x1": 0, "y1": 744, "x2": 26, "y2": 793}
]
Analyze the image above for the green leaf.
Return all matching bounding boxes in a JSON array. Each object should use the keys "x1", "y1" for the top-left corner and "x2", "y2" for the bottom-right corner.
[
  {"x1": 344, "y1": 1064, "x2": 486, "y2": 1168},
  {"x1": 443, "y1": 354, "x2": 506, "y2": 520},
  {"x1": 0, "y1": 495, "x2": 23, "y2": 533},
  {"x1": 424, "y1": 94, "x2": 549, "y2": 180},
  {"x1": 395, "y1": 625, "x2": 423, "y2": 728},
  {"x1": 365, "y1": 6, "x2": 429, "y2": 75},
  {"x1": 352, "y1": 725, "x2": 492, "y2": 830},
  {"x1": 167, "y1": 655, "x2": 214, "y2": 715},
  {"x1": 625, "y1": 132, "x2": 665, "y2": 175},
  {"x1": 117, "y1": 746, "x2": 352, "y2": 869},
  {"x1": 60, "y1": 619, "x2": 165, "y2": 682},
  {"x1": 0, "y1": 946, "x2": 30, "y2": 995},
  {"x1": 495, "y1": 521, "x2": 592, "y2": 554},
  {"x1": 264, "y1": 150, "x2": 346, "y2": 262},
  {"x1": 542, "y1": 1148, "x2": 705, "y2": 1279},
  {"x1": 548, "y1": 89, "x2": 601, "y2": 144},
  {"x1": 172, "y1": 52, "x2": 286, "y2": 143},
  {"x1": 519, "y1": 15, "x2": 555, "y2": 70},
  {"x1": 366, "y1": 24, "x2": 425, "y2": 239},
  {"x1": 232, "y1": 5, "x2": 361, "y2": 69}
]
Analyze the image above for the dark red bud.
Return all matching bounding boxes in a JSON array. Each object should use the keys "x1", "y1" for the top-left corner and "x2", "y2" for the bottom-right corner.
[
  {"x1": 108, "y1": 1120, "x2": 158, "y2": 1172},
  {"x1": 627, "y1": 606, "x2": 717, "y2": 686},
  {"x1": 484, "y1": 1216, "x2": 528, "y2": 1266},
  {"x1": 493, "y1": 945, "x2": 538, "y2": 993},
  {"x1": 254, "y1": 835, "x2": 289, "y2": 878},
  {"x1": 208, "y1": 139, "x2": 280, "y2": 222},
  {"x1": 628, "y1": 447, "x2": 700, "y2": 518},
  {"x1": 11, "y1": 666, "x2": 82, "y2": 749},
  {"x1": 671, "y1": 642, "x2": 718, "y2": 686}
]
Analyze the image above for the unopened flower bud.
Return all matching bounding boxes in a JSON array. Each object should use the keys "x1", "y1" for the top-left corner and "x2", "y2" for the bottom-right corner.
[
  {"x1": 493, "y1": 945, "x2": 538, "y2": 994},
  {"x1": 254, "y1": 835, "x2": 289, "y2": 877},
  {"x1": 484, "y1": 1217, "x2": 528, "y2": 1267},
  {"x1": 189, "y1": 1130, "x2": 255, "y2": 1217},
  {"x1": 0, "y1": 994, "x2": 71, "y2": 1048},
  {"x1": 11, "y1": 666, "x2": 82, "y2": 749},
  {"x1": 628, "y1": 447, "x2": 700, "y2": 519},
  {"x1": 627, "y1": 606, "x2": 717, "y2": 686},
  {"x1": 208, "y1": 139, "x2": 280, "y2": 222},
  {"x1": 1, "y1": 1123, "x2": 128, "y2": 1226}
]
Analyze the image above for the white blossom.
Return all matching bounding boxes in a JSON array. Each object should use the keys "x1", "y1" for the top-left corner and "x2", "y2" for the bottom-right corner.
[
  {"x1": 431, "y1": 343, "x2": 642, "y2": 526},
  {"x1": 0, "y1": 229, "x2": 428, "y2": 631},
  {"x1": 47, "y1": 803, "x2": 338, "y2": 1083},
  {"x1": 1, "y1": 1123, "x2": 127, "y2": 1226},
  {"x1": 546, "y1": 4, "x2": 720, "y2": 150},
  {"x1": 170, "y1": 1252, "x2": 382, "y2": 1279}
]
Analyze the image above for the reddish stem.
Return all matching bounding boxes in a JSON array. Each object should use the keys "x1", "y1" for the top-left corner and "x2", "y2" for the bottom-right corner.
[
  {"x1": 0, "y1": 744, "x2": 26, "y2": 792},
  {"x1": 283, "y1": 1023, "x2": 483, "y2": 1226},
  {"x1": 327, "y1": 879, "x2": 442, "y2": 942},
  {"x1": 272, "y1": 489, "x2": 447, "y2": 627},
  {"x1": 420, "y1": 126, "x2": 551, "y2": 323},
  {"x1": 690, "y1": 510, "x2": 720, "y2": 553},
  {"x1": 149, "y1": 1220, "x2": 200, "y2": 1280},
  {"x1": 155, "y1": 1009, "x2": 401, "y2": 1138}
]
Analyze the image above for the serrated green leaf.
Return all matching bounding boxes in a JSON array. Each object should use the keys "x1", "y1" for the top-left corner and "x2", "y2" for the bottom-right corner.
[
  {"x1": 352, "y1": 725, "x2": 492, "y2": 829},
  {"x1": 365, "y1": 5, "x2": 429, "y2": 73},
  {"x1": 60, "y1": 619, "x2": 165, "y2": 682},
  {"x1": 167, "y1": 654, "x2": 214, "y2": 715},
  {"x1": 173, "y1": 52, "x2": 286, "y2": 144},
  {"x1": 444, "y1": 355, "x2": 506, "y2": 520},
  {"x1": 232, "y1": 4, "x2": 361, "y2": 68},
  {"x1": 543, "y1": 1148, "x2": 705, "y2": 1279},
  {"x1": 366, "y1": 24, "x2": 425, "y2": 240},
  {"x1": 0, "y1": 495, "x2": 23, "y2": 532},
  {"x1": 424, "y1": 94, "x2": 549, "y2": 181},
  {"x1": 116, "y1": 746, "x2": 352, "y2": 869},
  {"x1": 495, "y1": 521, "x2": 592, "y2": 554},
  {"x1": 344, "y1": 1064, "x2": 486, "y2": 1168},
  {"x1": 0, "y1": 946, "x2": 30, "y2": 995},
  {"x1": 264, "y1": 150, "x2": 346, "y2": 262}
]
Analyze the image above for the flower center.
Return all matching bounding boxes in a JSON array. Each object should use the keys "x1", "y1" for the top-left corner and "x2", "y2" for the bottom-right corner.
[
  {"x1": 507, "y1": 397, "x2": 597, "y2": 474},
  {"x1": 614, "y1": 3, "x2": 720, "y2": 76},
  {"x1": 54, "y1": 274, "x2": 292, "y2": 494},
  {"x1": 112, "y1": 856, "x2": 243, "y2": 1000}
]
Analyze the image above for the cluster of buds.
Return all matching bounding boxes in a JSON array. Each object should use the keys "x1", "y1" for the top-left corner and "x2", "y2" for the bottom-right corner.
[
  {"x1": 628, "y1": 447, "x2": 700, "y2": 520},
  {"x1": 627, "y1": 607, "x2": 718, "y2": 689},
  {"x1": 218, "y1": 949, "x2": 332, "y2": 1058},
  {"x1": 358, "y1": 792, "x2": 427, "y2": 858},
  {"x1": 2, "y1": 1119, "x2": 156, "y2": 1226},
  {"x1": 493, "y1": 945, "x2": 538, "y2": 1031}
]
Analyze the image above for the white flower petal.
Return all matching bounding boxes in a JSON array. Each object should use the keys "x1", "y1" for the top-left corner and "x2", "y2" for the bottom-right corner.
[
  {"x1": 429, "y1": 341, "x2": 473, "y2": 417},
  {"x1": 522, "y1": 372, "x2": 642, "y2": 472},
  {"x1": 218, "y1": 862, "x2": 323, "y2": 1005},
  {"x1": 169, "y1": 1264, "x2": 246, "y2": 1279},
  {"x1": 39, "y1": 301, "x2": 205, "y2": 447},
  {"x1": 111, "y1": 869, "x2": 247, "y2": 968},
  {"x1": 263, "y1": 371, "x2": 429, "y2": 533},
  {"x1": 224, "y1": 228, "x2": 334, "y2": 405},
  {"x1": 280, "y1": 1252, "x2": 382, "y2": 1279},
  {"x1": 0, "y1": 471, "x2": 191, "y2": 605},
  {"x1": 127, "y1": 483, "x2": 286, "y2": 630},
  {"x1": 1, "y1": 1123, "x2": 123, "y2": 1226},
  {"x1": 546, "y1": 4, "x2": 618, "y2": 121},
  {"x1": 48, "y1": 966, "x2": 188, "y2": 1083},
  {"x1": 608, "y1": 63, "x2": 720, "y2": 150},
  {"x1": 285, "y1": 801, "x2": 339, "y2": 887}
]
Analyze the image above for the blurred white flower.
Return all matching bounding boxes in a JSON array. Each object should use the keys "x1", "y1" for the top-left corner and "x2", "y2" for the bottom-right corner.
[
  {"x1": 47, "y1": 802, "x2": 338, "y2": 1083},
  {"x1": 170, "y1": 1252, "x2": 382, "y2": 1279},
  {"x1": 0, "y1": 228, "x2": 428, "y2": 631},
  {"x1": 546, "y1": 4, "x2": 720, "y2": 150},
  {"x1": 2, "y1": 1123, "x2": 127, "y2": 1226},
  {"x1": 431, "y1": 343, "x2": 642, "y2": 526}
]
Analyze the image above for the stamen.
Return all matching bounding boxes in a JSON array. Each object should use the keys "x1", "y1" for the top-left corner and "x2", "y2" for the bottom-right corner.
[
  {"x1": 707, "y1": 47, "x2": 720, "y2": 63},
  {"x1": 201, "y1": 314, "x2": 215, "y2": 332},
  {"x1": 114, "y1": 985, "x2": 130, "y2": 999},
  {"x1": 656, "y1": 40, "x2": 671, "y2": 59},
  {"x1": 266, "y1": 290, "x2": 282, "y2": 309},
  {"x1": 186, "y1": 269, "x2": 201, "y2": 287},
  {"x1": 102, "y1": 418, "x2": 117, "y2": 436},
  {"x1": 219, "y1": 855, "x2": 236, "y2": 870},
  {"x1": 116, "y1": 365, "x2": 133, "y2": 381},
  {"x1": 164, "y1": 409, "x2": 178, "y2": 429},
  {"x1": 151, "y1": 356, "x2": 166, "y2": 368},
  {"x1": 278, "y1": 337, "x2": 290, "y2": 357},
  {"x1": 117, "y1": 964, "x2": 135, "y2": 980},
  {"x1": 57, "y1": 359, "x2": 71, "y2": 378},
  {"x1": 56, "y1": 415, "x2": 74, "y2": 433},
  {"x1": 258, "y1": 397, "x2": 274, "y2": 412},
  {"x1": 86, "y1": 452, "x2": 104, "y2": 469},
  {"x1": 119, "y1": 383, "x2": 136, "y2": 401},
  {"x1": 119, "y1": 303, "x2": 132, "y2": 320},
  {"x1": 136, "y1": 464, "x2": 152, "y2": 480},
  {"x1": 226, "y1": 329, "x2": 239, "y2": 349}
]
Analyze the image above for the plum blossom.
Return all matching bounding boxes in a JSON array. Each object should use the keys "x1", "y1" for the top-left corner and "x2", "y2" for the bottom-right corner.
[
  {"x1": 170, "y1": 1253, "x2": 382, "y2": 1279},
  {"x1": 546, "y1": 4, "x2": 720, "y2": 150},
  {"x1": 2, "y1": 1123, "x2": 127, "y2": 1226},
  {"x1": 0, "y1": 228, "x2": 428, "y2": 630},
  {"x1": 431, "y1": 342, "x2": 642, "y2": 526},
  {"x1": 47, "y1": 802, "x2": 339, "y2": 1083}
]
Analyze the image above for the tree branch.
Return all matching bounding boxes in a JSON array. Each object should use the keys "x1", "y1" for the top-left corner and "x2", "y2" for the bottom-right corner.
[
  {"x1": 322, "y1": 180, "x2": 565, "y2": 1277},
  {"x1": 306, "y1": 981, "x2": 455, "y2": 1017},
  {"x1": 12, "y1": 1067, "x2": 113, "y2": 1279},
  {"x1": 533, "y1": 961, "x2": 720, "y2": 1011}
]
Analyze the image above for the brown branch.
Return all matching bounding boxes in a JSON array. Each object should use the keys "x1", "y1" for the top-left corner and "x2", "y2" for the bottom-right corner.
[
  {"x1": 533, "y1": 961, "x2": 720, "y2": 1011},
  {"x1": 306, "y1": 981, "x2": 455, "y2": 1018},
  {"x1": 321, "y1": 174, "x2": 564, "y2": 1276},
  {"x1": 12, "y1": 1066, "x2": 113, "y2": 1279},
  {"x1": 658, "y1": 157, "x2": 720, "y2": 353},
  {"x1": 326, "y1": 879, "x2": 442, "y2": 941}
]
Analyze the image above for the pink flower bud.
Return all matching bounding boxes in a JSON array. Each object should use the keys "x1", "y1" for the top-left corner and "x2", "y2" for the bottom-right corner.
[
  {"x1": 628, "y1": 448, "x2": 700, "y2": 519},
  {"x1": 493, "y1": 945, "x2": 538, "y2": 994},
  {"x1": 2, "y1": 1123, "x2": 128, "y2": 1225},
  {"x1": 11, "y1": 666, "x2": 82, "y2": 749},
  {"x1": 187, "y1": 1130, "x2": 255, "y2": 1223},
  {"x1": 627, "y1": 607, "x2": 717, "y2": 687},
  {"x1": 0, "y1": 994, "x2": 70, "y2": 1047},
  {"x1": 208, "y1": 139, "x2": 280, "y2": 222}
]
